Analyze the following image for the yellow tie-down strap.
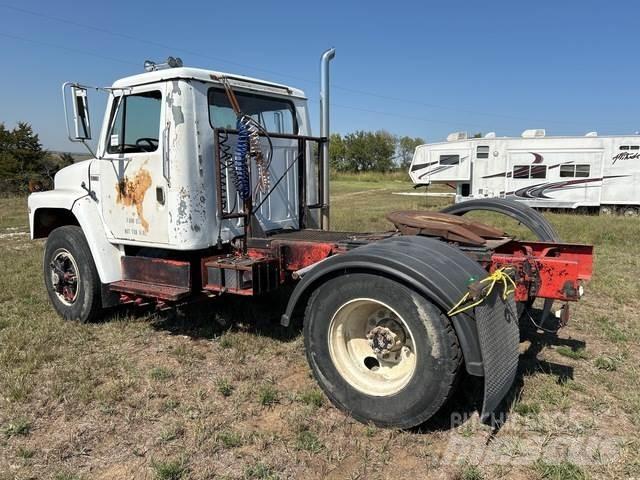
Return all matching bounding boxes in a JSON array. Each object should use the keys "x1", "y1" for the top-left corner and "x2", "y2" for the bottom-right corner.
[{"x1": 447, "y1": 267, "x2": 517, "y2": 317}]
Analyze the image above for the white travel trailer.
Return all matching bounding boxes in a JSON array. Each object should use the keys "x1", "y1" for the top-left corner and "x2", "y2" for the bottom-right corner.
[{"x1": 409, "y1": 130, "x2": 640, "y2": 214}]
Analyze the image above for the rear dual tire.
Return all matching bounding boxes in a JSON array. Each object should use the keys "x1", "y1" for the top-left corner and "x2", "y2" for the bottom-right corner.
[{"x1": 304, "y1": 273, "x2": 461, "y2": 429}]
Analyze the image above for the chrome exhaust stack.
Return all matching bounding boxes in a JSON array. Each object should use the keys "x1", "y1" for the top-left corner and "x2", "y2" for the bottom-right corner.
[{"x1": 320, "y1": 47, "x2": 335, "y2": 231}]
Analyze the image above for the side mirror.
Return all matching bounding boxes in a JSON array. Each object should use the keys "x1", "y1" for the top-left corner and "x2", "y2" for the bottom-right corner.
[
  {"x1": 71, "y1": 86, "x2": 91, "y2": 140},
  {"x1": 62, "y1": 82, "x2": 92, "y2": 142}
]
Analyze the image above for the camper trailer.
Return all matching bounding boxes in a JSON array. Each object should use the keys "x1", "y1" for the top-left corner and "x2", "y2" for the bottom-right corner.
[{"x1": 409, "y1": 130, "x2": 640, "y2": 215}]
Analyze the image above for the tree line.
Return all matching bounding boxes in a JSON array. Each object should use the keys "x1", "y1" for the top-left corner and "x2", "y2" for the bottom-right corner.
[
  {"x1": 329, "y1": 131, "x2": 425, "y2": 173},
  {"x1": 0, "y1": 122, "x2": 427, "y2": 194},
  {"x1": 0, "y1": 122, "x2": 74, "y2": 194}
]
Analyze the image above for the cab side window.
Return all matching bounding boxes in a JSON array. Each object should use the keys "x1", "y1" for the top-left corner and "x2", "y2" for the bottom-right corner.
[{"x1": 107, "y1": 91, "x2": 162, "y2": 154}]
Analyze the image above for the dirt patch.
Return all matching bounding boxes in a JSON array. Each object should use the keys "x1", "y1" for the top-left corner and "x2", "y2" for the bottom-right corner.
[
  {"x1": 241, "y1": 408, "x2": 288, "y2": 435},
  {"x1": 94, "y1": 462, "x2": 145, "y2": 480},
  {"x1": 278, "y1": 363, "x2": 310, "y2": 391},
  {"x1": 115, "y1": 169, "x2": 152, "y2": 232}
]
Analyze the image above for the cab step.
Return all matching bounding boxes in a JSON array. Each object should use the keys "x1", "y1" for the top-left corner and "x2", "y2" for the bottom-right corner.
[
  {"x1": 109, "y1": 256, "x2": 192, "y2": 301},
  {"x1": 109, "y1": 280, "x2": 190, "y2": 301}
]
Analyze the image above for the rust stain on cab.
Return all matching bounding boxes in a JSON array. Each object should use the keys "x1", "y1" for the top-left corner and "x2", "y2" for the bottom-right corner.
[{"x1": 116, "y1": 169, "x2": 152, "y2": 232}]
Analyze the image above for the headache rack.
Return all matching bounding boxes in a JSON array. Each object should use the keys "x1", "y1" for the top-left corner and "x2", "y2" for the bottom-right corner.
[{"x1": 213, "y1": 128, "x2": 328, "y2": 243}]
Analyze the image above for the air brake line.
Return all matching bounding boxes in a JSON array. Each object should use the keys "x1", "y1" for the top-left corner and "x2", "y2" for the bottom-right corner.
[
  {"x1": 215, "y1": 75, "x2": 271, "y2": 200},
  {"x1": 447, "y1": 268, "x2": 517, "y2": 317}
]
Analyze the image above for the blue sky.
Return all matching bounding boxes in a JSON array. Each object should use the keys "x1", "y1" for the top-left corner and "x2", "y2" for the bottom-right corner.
[{"x1": 1, "y1": 0, "x2": 639, "y2": 152}]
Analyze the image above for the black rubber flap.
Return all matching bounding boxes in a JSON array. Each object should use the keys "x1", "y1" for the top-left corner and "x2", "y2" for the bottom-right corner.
[{"x1": 475, "y1": 289, "x2": 519, "y2": 422}]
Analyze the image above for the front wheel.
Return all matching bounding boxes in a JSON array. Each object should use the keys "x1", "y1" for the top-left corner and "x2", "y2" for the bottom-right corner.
[
  {"x1": 304, "y1": 273, "x2": 461, "y2": 428},
  {"x1": 43, "y1": 226, "x2": 103, "y2": 322}
]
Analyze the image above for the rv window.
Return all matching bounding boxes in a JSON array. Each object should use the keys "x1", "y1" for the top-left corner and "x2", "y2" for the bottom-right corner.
[
  {"x1": 575, "y1": 165, "x2": 590, "y2": 177},
  {"x1": 476, "y1": 146, "x2": 489, "y2": 159},
  {"x1": 439, "y1": 154, "x2": 460, "y2": 165},
  {"x1": 513, "y1": 165, "x2": 546, "y2": 179},
  {"x1": 560, "y1": 164, "x2": 591, "y2": 178},
  {"x1": 620, "y1": 146, "x2": 630, "y2": 150},
  {"x1": 559, "y1": 164, "x2": 575, "y2": 178},
  {"x1": 513, "y1": 165, "x2": 529, "y2": 178},
  {"x1": 530, "y1": 165, "x2": 547, "y2": 179},
  {"x1": 513, "y1": 165, "x2": 530, "y2": 179}
]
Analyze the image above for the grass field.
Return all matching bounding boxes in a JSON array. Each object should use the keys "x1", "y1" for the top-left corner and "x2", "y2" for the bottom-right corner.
[{"x1": 1, "y1": 176, "x2": 639, "y2": 479}]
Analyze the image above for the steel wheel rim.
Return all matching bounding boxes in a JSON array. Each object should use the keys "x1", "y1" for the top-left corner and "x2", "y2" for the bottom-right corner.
[
  {"x1": 600, "y1": 206, "x2": 613, "y2": 215},
  {"x1": 50, "y1": 248, "x2": 79, "y2": 306},
  {"x1": 328, "y1": 298, "x2": 417, "y2": 396}
]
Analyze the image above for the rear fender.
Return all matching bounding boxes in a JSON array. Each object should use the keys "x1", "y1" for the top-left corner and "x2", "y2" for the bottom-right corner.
[
  {"x1": 282, "y1": 236, "x2": 486, "y2": 374},
  {"x1": 282, "y1": 235, "x2": 520, "y2": 421}
]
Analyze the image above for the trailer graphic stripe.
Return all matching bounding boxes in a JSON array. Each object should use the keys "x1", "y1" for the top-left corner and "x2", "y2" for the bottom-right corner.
[
  {"x1": 410, "y1": 160, "x2": 438, "y2": 172},
  {"x1": 505, "y1": 175, "x2": 629, "y2": 199},
  {"x1": 482, "y1": 159, "x2": 574, "y2": 180},
  {"x1": 531, "y1": 152, "x2": 544, "y2": 164},
  {"x1": 418, "y1": 165, "x2": 454, "y2": 179}
]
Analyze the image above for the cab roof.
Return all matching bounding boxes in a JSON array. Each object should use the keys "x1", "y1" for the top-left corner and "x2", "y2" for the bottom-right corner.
[{"x1": 111, "y1": 67, "x2": 306, "y2": 99}]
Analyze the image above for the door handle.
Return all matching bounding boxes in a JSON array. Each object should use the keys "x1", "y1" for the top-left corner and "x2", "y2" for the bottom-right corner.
[
  {"x1": 162, "y1": 122, "x2": 170, "y2": 186},
  {"x1": 156, "y1": 186, "x2": 165, "y2": 206}
]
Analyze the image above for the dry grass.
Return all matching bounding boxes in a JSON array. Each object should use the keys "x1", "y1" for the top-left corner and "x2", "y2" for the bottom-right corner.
[{"x1": 0, "y1": 176, "x2": 639, "y2": 479}]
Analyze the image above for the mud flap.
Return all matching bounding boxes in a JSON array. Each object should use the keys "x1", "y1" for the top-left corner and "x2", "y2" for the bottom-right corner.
[{"x1": 474, "y1": 289, "x2": 519, "y2": 422}]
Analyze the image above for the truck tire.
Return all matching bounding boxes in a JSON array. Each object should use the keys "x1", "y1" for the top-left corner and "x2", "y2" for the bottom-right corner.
[
  {"x1": 441, "y1": 198, "x2": 560, "y2": 242},
  {"x1": 43, "y1": 225, "x2": 102, "y2": 322},
  {"x1": 304, "y1": 273, "x2": 461, "y2": 428}
]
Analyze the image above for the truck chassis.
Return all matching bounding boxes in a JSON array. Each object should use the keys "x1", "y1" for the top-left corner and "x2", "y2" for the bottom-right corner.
[{"x1": 30, "y1": 52, "x2": 594, "y2": 428}]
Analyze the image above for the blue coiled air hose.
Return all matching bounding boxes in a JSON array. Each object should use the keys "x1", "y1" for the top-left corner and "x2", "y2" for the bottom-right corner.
[{"x1": 233, "y1": 117, "x2": 251, "y2": 200}]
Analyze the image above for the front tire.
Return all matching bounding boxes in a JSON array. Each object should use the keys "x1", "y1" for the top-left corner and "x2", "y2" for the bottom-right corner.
[
  {"x1": 304, "y1": 273, "x2": 461, "y2": 428},
  {"x1": 43, "y1": 226, "x2": 102, "y2": 322}
]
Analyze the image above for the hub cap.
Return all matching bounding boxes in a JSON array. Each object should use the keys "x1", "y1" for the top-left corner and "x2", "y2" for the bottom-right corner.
[
  {"x1": 50, "y1": 248, "x2": 79, "y2": 305},
  {"x1": 328, "y1": 298, "x2": 417, "y2": 396}
]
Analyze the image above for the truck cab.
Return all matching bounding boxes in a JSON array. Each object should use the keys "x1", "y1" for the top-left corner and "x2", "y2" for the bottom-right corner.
[
  {"x1": 29, "y1": 63, "x2": 322, "y2": 292},
  {"x1": 32, "y1": 66, "x2": 312, "y2": 246}
]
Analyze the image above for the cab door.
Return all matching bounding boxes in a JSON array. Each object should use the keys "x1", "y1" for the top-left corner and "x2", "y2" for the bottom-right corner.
[{"x1": 100, "y1": 85, "x2": 169, "y2": 243}]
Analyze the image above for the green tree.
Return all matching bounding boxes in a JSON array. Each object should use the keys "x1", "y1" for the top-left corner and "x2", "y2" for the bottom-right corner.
[
  {"x1": 328, "y1": 133, "x2": 348, "y2": 172},
  {"x1": 0, "y1": 122, "x2": 54, "y2": 193},
  {"x1": 342, "y1": 130, "x2": 396, "y2": 172},
  {"x1": 397, "y1": 136, "x2": 425, "y2": 169},
  {"x1": 371, "y1": 130, "x2": 396, "y2": 172},
  {"x1": 0, "y1": 124, "x2": 19, "y2": 182}
]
